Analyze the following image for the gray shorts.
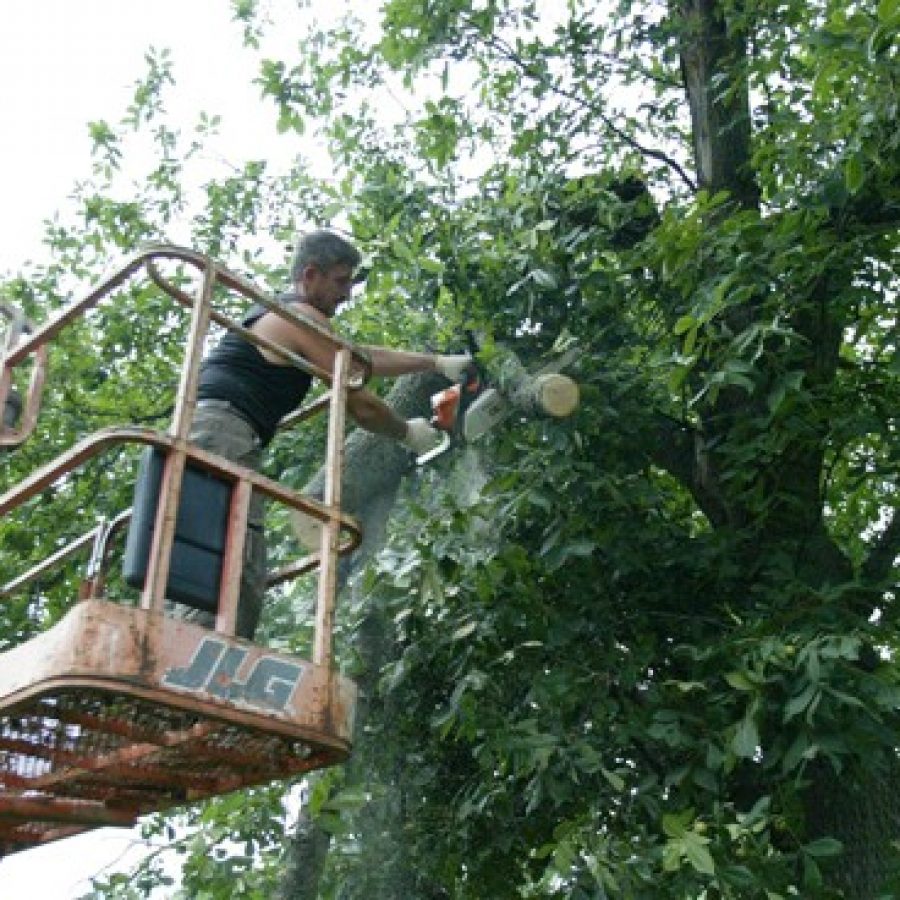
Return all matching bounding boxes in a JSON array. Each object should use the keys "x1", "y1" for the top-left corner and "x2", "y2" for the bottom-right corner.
[{"x1": 169, "y1": 404, "x2": 267, "y2": 639}]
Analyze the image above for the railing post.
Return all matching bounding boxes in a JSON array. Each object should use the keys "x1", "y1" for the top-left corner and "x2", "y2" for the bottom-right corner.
[
  {"x1": 313, "y1": 347, "x2": 350, "y2": 668},
  {"x1": 215, "y1": 479, "x2": 251, "y2": 636},
  {"x1": 140, "y1": 257, "x2": 216, "y2": 615}
]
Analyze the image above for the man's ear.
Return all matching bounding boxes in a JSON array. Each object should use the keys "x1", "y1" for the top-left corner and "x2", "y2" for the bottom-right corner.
[{"x1": 297, "y1": 263, "x2": 319, "y2": 291}]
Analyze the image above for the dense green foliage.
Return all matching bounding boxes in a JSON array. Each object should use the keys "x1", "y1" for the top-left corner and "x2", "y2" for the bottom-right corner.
[{"x1": 2, "y1": 0, "x2": 899, "y2": 897}]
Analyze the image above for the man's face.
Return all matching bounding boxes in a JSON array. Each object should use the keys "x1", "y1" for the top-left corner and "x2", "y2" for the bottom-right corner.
[{"x1": 302, "y1": 263, "x2": 355, "y2": 318}]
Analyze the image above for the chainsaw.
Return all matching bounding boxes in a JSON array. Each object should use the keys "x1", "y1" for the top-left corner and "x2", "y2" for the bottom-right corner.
[
  {"x1": 416, "y1": 365, "x2": 483, "y2": 464},
  {"x1": 416, "y1": 341, "x2": 582, "y2": 465},
  {"x1": 416, "y1": 331, "x2": 483, "y2": 464}
]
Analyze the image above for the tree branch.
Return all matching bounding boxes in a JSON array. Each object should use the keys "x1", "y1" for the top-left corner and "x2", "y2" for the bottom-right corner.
[
  {"x1": 643, "y1": 413, "x2": 730, "y2": 528},
  {"x1": 677, "y1": 0, "x2": 760, "y2": 209},
  {"x1": 862, "y1": 508, "x2": 900, "y2": 586},
  {"x1": 468, "y1": 22, "x2": 698, "y2": 193}
]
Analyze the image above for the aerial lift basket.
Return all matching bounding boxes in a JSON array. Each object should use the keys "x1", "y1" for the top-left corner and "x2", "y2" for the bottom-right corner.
[{"x1": 0, "y1": 246, "x2": 364, "y2": 854}]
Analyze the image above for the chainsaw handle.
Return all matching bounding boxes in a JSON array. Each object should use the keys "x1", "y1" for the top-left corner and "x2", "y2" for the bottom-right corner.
[
  {"x1": 415, "y1": 430, "x2": 451, "y2": 466},
  {"x1": 416, "y1": 340, "x2": 482, "y2": 466}
]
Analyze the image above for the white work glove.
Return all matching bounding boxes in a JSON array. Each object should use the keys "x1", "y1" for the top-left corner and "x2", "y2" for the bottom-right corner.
[
  {"x1": 402, "y1": 417, "x2": 444, "y2": 455},
  {"x1": 435, "y1": 354, "x2": 474, "y2": 382}
]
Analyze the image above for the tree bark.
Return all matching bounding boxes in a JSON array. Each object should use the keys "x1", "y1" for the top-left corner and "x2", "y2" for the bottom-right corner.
[
  {"x1": 806, "y1": 756, "x2": 900, "y2": 900},
  {"x1": 276, "y1": 800, "x2": 332, "y2": 900},
  {"x1": 278, "y1": 347, "x2": 580, "y2": 898},
  {"x1": 677, "y1": 0, "x2": 759, "y2": 210},
  {"x1": 491, "y1": 346, "x2": 579, "y2": 420},
  {"x1": 672, "y1": 3, "x2": 899, "y2": 894}
]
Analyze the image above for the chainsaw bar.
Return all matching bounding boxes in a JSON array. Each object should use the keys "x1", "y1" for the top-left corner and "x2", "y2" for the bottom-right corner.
[{"x1": 462, "y1": 347, "x2": 581, "y2": 443}]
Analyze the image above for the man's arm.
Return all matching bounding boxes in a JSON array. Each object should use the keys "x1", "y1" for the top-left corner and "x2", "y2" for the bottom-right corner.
[
  {"x1": 361, "y1": 346, "x2": 437, "y2": 377},
  {"x1": 363, "y1": 345, "x2": 472, "y2": 380},
  {"x1": 345, "y1": 388, "x2": 407, "y2": 440},
  {"x1": 252, "y1": 306, "x2": 446, "y2": 451},
  {"x1": 253, "y1": 303, "x2": 349, "y2": 374},
  {"x1": 254, "y1": 304, "x2": 471, "y2": 383}
]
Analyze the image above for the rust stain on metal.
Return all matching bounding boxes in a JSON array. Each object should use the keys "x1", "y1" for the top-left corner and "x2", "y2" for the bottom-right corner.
[
  {"x1": 0, "y1": 246, "x2": 364, "y2": 857},
  {"x1": 0, "y1": 602, "x2": 357, "y2": 856},
  {"x1": 138, "y1": 618, "x2": 157, "y2": 678}
]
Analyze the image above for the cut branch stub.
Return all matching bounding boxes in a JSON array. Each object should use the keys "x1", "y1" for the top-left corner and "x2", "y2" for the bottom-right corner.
[
  {"x1": 520, "y1": 372, "x2": 579, "y2": 418},
  {"x1": 491, "y1": 346, "x2": 580, "y2": 419}
]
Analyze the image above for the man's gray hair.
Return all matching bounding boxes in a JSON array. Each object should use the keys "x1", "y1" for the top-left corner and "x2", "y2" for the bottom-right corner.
[{"x1": 290, "y1": 230, "x2": 362, "y2": 282}]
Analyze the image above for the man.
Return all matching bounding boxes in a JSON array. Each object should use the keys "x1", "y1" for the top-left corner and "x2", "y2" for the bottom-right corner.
[{"x1": 183, "y1": 230, "x2": 470, "y2": 638}]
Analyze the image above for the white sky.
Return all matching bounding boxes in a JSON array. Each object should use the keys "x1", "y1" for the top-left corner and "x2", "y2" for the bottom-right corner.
[
  {"x1": 1, "y1": 827, "x2": 168, "y2": 899},
  {"x1": 0, "y1": 2, "x2": 307, "y2": 896},
  {"x1": 0, "y1": 0, "x2": 304, "y2": 276}
]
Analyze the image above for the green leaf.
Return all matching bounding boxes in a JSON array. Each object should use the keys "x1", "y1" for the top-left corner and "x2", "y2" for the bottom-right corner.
[
  {"x1": 662, "y1": 840, "x2": 684, "y2": 872},
  {"x1": 662, "y1": 808, "x2": 695, "y2": 838},
  {"x1": 878, "y1": 0, "x2": 899, "y2": 22},
  {"x1": 317, "y1": 812, "x2": 348, "y2": 836},
  {"x1": 682, "y1": 832, "x2": 716, "y2": 875},
  {"x1": 781, "y1": 732, "x2": 816, "y2": 773},
  {"x1": 723, "y1": 371, "x2": 755, "y2": 392},
  {"x1": 682, "y1": 324, "x2": 698, "y2": 356},
  {"x1": 600, "y1": 766, "x2": 625, "y2": 792},
  {"x1": 418, "y1": 256, "x2": 444, "y2": 274},
  {"x1": 783, "y1": 682, "x2": 818, "y2": 722},
  {"x1": 767, "y1": 382, "x2": 787, "y2": 415},
  {"x1": 845, "y1": 154, "x2": 865, "y2": 194},
  {"x1": 803, "y1": 837, "x2": 844, "y2": 858},
  {"x1": 323, "y1": 786, "x2": 368, "y2": 813},
  {"x1": 559, "y1": 538, "x2": 596, "y2": 559},
  {"x1": 718, "y1": 866, "x2": 756, "y2": 888},
  {"x1": 725, "y1": 671, "x2": 756, "y2": 692},
  {"x1": 731, "y1": 715, "x2": 760, "y2": 758},
  {"x1": 668, "y1": 361, "x2": 693, "y2": 393},
  {"x1": 674, "y1": 315, "x2": 696, "y2": 335},
  {"x1": 803, "y1": 854, "x2": 823, "y2": 889}
]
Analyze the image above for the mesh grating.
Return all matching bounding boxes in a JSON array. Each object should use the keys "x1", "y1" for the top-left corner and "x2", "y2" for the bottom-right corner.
[{"x1": 0, "y1": 686, "x2": 343, "y2": 855}]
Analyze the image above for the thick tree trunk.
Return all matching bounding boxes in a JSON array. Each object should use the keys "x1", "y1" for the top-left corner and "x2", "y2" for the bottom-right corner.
[
  {"x1": 674, "y1": 3, "x2": 899, "y2": 894},
  {"x1": 292, "y1": 372, "x2": 446, "y2": 575},
  {"x1": 277, "y1": 801, "x2": 332, "y2": 900},
  {"x1": 278, "y1": 371, "x2": 441, "y2": 900},
  {"x1": 278, "y1": 348, "x2": 580, "y2": 898},
  {"x1": 677, "y1": 0, "x2": 759, "y2": 210},
  {"x1": 807, "y1": 756, "x2": 900, "y2": 900}
]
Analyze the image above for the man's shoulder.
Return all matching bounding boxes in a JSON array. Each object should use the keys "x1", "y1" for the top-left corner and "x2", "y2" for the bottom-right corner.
[
  {"x1": 285, "y1": 300, "x2": 333, "y2": 331},
  {"x1": 252, "y1": 298, "x2": 334, "y2": 342}
]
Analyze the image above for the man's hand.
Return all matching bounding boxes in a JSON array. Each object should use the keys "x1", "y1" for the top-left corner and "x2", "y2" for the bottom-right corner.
[
  {"x1": 435, "y1": 354, "x2": 474, "y2": 382},
  {"x1": 401, "y1": 417, "x2": 444, "y2": 455}
]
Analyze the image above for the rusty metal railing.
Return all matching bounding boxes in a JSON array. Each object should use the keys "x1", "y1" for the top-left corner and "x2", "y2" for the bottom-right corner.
[
  {"x1": 0, "y1": 244, "x2": 364, "y2": 661},
  {"x1": 0, "y1": 246, "x2": 368, "y2": 854}
]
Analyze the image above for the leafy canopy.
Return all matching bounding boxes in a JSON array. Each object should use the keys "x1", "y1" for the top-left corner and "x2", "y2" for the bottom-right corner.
[{"x1": 1, "y1": 0, "x2": 898, "y2": 898}]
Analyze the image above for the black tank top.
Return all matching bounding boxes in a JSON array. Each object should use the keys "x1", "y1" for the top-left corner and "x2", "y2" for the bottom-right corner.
[{"x1": 197, "y1": 297, "x2": 313, "y2": 446}]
